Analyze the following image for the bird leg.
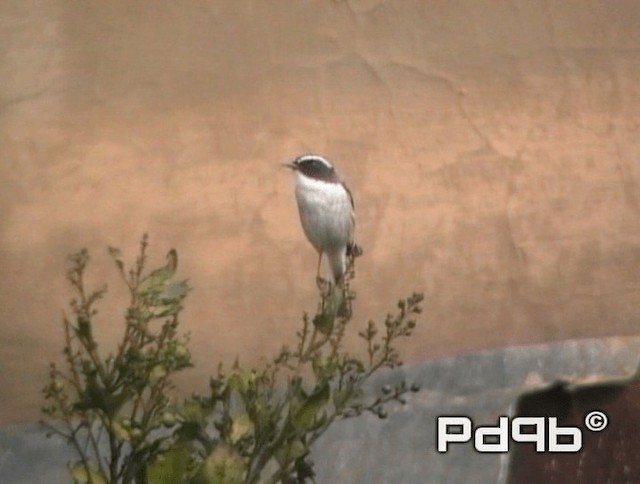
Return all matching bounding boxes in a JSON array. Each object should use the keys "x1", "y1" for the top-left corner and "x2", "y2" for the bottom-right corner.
[{"x1": 315, "y1": 252, "x2": 329, "y2": 291}]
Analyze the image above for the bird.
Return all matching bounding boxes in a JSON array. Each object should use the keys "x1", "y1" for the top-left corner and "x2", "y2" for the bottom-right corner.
[{"x1": 284, "y1": 154, "x2": 356, "y2": 284}]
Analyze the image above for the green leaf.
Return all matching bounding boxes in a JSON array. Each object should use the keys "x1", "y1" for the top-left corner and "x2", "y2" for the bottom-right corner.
[
  {"x1": 294, "y1": 456, "x2": 315, "y2": 482},
  {"x1": 69, "y1": 462, "x2": 107, "y2": 484},
  {"x1": 332, "y1": 387, "x2": 354, "y2": 409},
  {"x1": 312, "y1": 311, "x2": 334, "y2": 336},
  {"x1": 74, "y1": 371, "x2": 106, "y2": 413},
  {"x1": 160, "y1": 411, "x2": 178, "y2": 426},
  {"x1": 227, "y1": 369, "x2": 254, "y2": 393},
  {"x1": 175, "y1": 421, "x2": 204, "y2": 443},
  {"x1": 110, "y1": 418, "x2": 131, "y2": 441},
  {"x1": 252, "y1": 400, "x2": 275, "y2": 437},
  {"x1": 139, "y1": 251, "x2": 180, "y2": 299},
  {"x1": 230, "y1": 413, "x2": 254, "y2": 443},
  {"x1": 75, "y1": 380, "x2": 129, "y2": 417},
  {"x1": 147, "y1": 446, "x2": 190, "y2": 484},
  {"x1": 292, "y1": 382, "x2": 330, "y2": 431},
  {"x1": 314, "y1": 285, "x2": 347, "y2": 333},
  {"x1": 150, "y1": 364, "x2": 167, "y2": 383},
  {"x1": 312, "y1": 356, "x2": 336, "y2": 377},
  {"x1": 75, "y1": 318, "x2": 92, "y2": 340},
  {"x1": 194, "y1": 445, "x2": 246, "y2": 484},
  {"x1": 141, "y1": 269, "x2": 172, "y2": 293},
  {"x1": 105, "y1": 390, "x2": 130, "y2": 417},
  {"x1": 159, "y1": 280, "x2": 190, "y2": 302},
  {"x1": 274, "y1": 438, "x2": 306, "y2": 466},
  {"x1": 180, "y1": 400, "x2": 206, "y2": 425}
]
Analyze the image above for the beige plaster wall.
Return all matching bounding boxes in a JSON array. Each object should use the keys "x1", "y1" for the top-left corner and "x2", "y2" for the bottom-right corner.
[{"x1": 1, "y1": 0, "x2": 639, "y2": 422}]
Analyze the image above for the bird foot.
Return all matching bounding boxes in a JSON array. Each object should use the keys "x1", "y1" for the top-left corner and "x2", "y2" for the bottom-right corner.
[{"x1": 316, "y1": 275, "x2": 332, "y2": 293}]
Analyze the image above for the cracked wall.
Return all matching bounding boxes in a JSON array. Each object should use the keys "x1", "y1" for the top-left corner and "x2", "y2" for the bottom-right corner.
[{"x1": 1, "y1": 0, "x2": 639, "y2": 422}]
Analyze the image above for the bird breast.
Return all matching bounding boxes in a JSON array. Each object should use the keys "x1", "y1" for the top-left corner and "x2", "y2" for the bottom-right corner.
[{"x1": 294, "y1": 173, "x2": 352, "y2": 253}]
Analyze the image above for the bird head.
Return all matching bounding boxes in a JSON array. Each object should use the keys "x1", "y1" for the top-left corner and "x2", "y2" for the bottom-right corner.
[{"x1": 282, "y1": 154, "x2": 338, "y2": 182}]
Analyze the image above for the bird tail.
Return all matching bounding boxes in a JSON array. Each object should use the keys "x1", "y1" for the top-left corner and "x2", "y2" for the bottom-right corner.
[{"x1": 327, "y1": 249, "x2": 346, "y2": 284}]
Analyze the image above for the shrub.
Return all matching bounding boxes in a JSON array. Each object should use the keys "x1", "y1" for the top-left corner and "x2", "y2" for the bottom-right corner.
[{"x1": 42, "y1": 236, "x2": 423, "y2": 483}]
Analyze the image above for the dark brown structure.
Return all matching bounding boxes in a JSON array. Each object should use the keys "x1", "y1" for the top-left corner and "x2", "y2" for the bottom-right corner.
[{"x1": 509, "y1": 379, "x2": 640, "y2": 483}]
